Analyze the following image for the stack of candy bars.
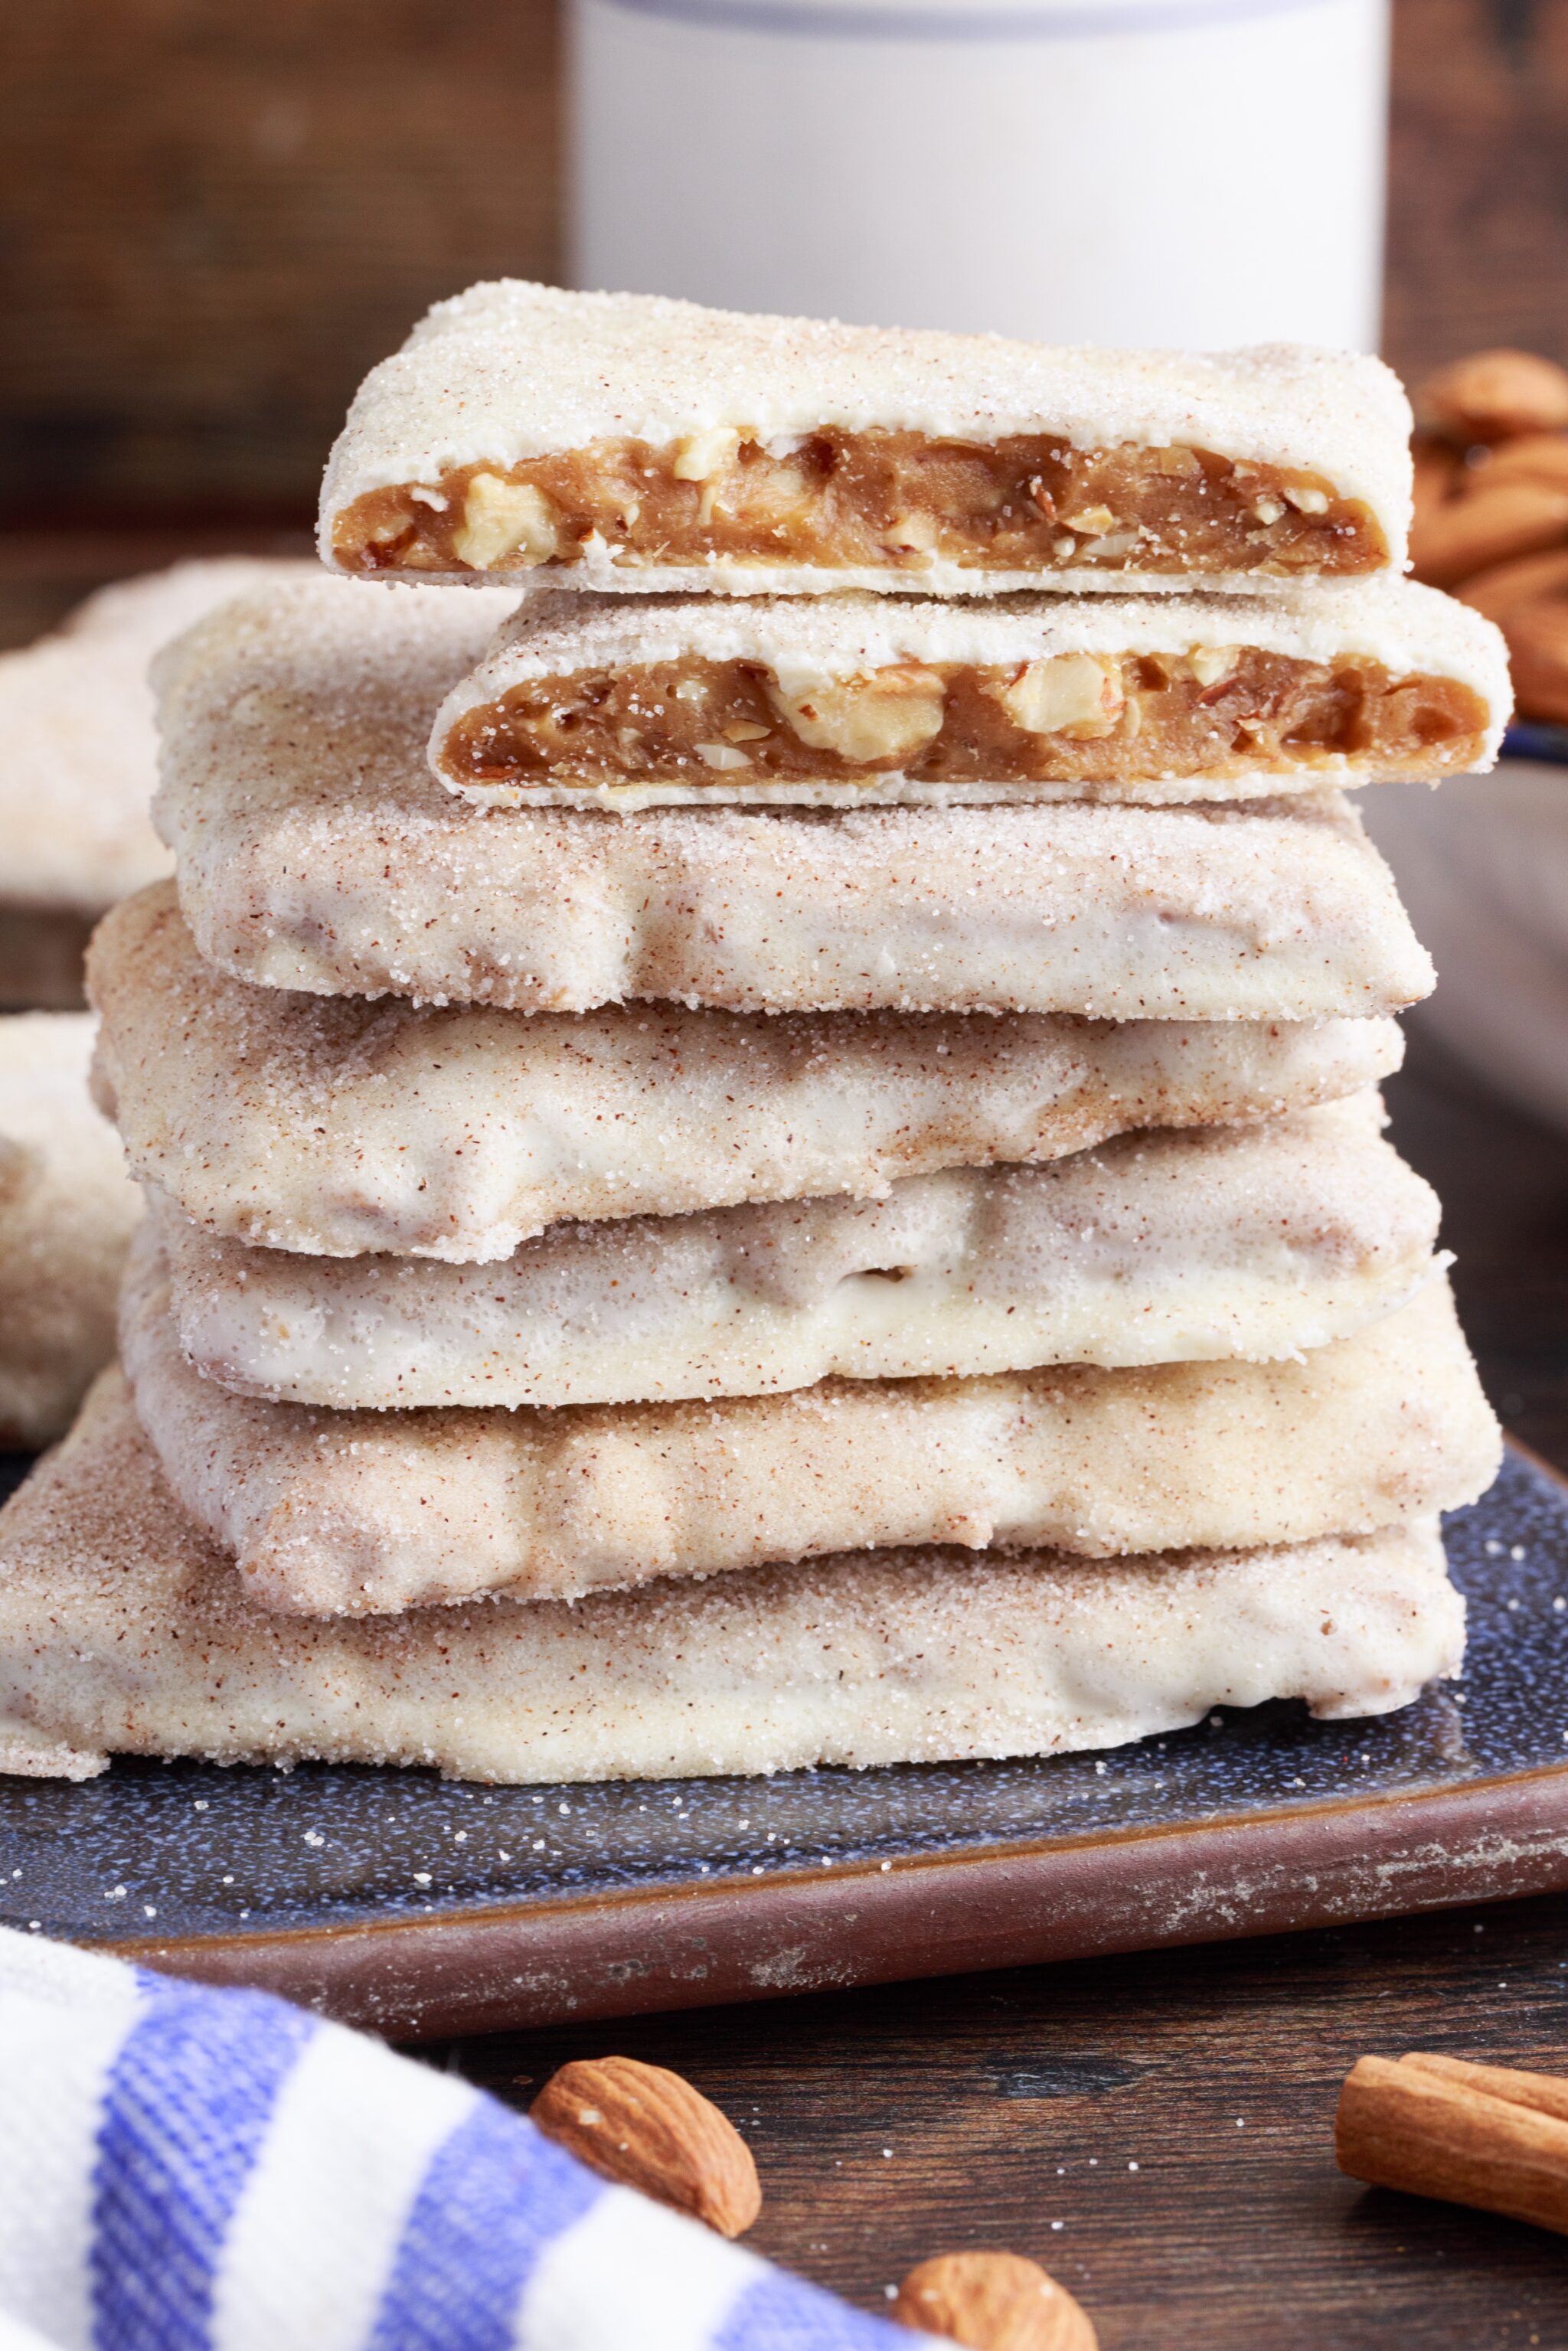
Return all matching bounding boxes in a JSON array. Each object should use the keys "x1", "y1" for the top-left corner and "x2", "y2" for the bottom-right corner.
[{"x1": 0, "y1": 287, "x2": 1511, "y2": 1784}]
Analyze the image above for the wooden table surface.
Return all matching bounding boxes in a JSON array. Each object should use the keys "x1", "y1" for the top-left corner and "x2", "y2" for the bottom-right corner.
[{"x1": 430, "y1": 1032, "x2": 1568, "y2": 2350}]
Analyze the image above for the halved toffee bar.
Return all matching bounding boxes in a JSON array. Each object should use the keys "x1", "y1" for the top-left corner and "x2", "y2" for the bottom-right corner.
[
  {"x1": 153, "y1": 576, "x2": 1436, "y2": 1018},
  {"x1": 336, "y1": 430, "x2": 1383, "y2": 586},
  {"x1": 441, "y1": 646, "x2": 1482, "y2": 798},
  {"x1": 429, "y1": 580, "x2": 1508, "y2": 806},
  {"x1": 318, "y1": 284, "x2": 1412, "y2": 595}
]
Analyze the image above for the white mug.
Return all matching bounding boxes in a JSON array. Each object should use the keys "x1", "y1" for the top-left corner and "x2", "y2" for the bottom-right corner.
[{"x1": 570, "y1": 0, "x2": 1389, "y2": 351}]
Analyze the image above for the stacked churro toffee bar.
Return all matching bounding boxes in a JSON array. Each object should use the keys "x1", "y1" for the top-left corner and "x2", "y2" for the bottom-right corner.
[{"x1": 0, "y1": 289, "x2": 1511, "y2": 1784}]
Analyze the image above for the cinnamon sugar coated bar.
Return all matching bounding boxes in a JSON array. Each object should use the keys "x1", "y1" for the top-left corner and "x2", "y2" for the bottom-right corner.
[
  {"x1": 150, "y1": 1096, "x2": 1440, "y2": 1410},
  {"x1": 89, "y1": 886, "x2": 1405, "y2": 1259},
  {"x1": 430, "y1": 580, "x2": 1506, "y2": 810},
  {"x1": 319, "y1": 285, "x2": 1413, "y2": 597},
  {"x1": 0, "y1": 1373, "x2": 1462, "y2": 1783},
  {"x1": 0, "y1": 557, "x2": 312, "y2": 916},
  {"x1": 120, "y1": 1247, "x2": 1498, "y2": 1619},
  {"x1": 0, "y1": 1014, "x2": 141, "y2": 1446}
]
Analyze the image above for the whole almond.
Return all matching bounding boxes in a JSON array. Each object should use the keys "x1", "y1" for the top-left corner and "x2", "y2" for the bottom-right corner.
[
  {"x1": 1409, "y1": 479, "x2": 1568, "y2": 589},
  {"x1": 1503, "y1": 596, "x2": 1568, "y2": 725},
  {"x1": 1419, "y1": 349, "x2": 1568, "y2": 445},
  {"x1": 891, "y1": 2251, "x2": 1097, "y2": 2351},
  {"x1": 529, "y1": 2054, "x2": 761, "y2": 2235},
  {"x1": 1456, "y1": 545, "x2": 1568, "y2": 625},
  {"x1": 1473, "y1": 433, "x2": 1568, "y2": 495}
]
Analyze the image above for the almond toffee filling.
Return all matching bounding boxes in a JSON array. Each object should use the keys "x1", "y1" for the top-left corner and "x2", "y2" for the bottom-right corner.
[
  {"x1": 439, "y1": 648, "x2": 1488, "y2": 791},
  {"x1": 335, "y1": 429, "x2": 1386, "y2": 581}
]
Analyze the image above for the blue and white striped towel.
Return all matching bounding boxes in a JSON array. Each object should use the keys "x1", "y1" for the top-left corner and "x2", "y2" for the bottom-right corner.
[{"x1": 0, "y1": 1927, "x2": 932, "y2": 2351}]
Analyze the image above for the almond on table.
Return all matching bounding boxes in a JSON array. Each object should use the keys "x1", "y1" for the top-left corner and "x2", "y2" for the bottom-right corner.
[
  {"x1": 318, "y1": 282, "x2": 1413, "y2": 597},
  {"x1": 893, "y1": 2250, "x2": 1096, "y2": 2350},
  {"x1": 529, "y1": 2056, "x2": 760, "y2": 2238},
  {"x1": 428, "y1": 580, "x2": 1507, "y2": 811}
]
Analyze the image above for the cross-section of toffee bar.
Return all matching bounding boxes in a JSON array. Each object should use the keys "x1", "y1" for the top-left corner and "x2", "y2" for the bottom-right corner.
[
  {"x1": 429, "y1": 580, "x2": 1508, "y2": 810},
  {"x1": 318, "y1": 284, "x2": 1413, "y2": 598}
]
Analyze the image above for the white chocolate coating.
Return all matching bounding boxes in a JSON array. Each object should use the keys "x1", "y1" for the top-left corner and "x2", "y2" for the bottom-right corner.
[
  {"x1": 0, "y1": 1370, "x2": 1462, "y2": 1783},
  {"x1": 121, "y1": 1250, "x2": 1498, "y2": 1621},
  {"x1": 152, "y1": 577, "x2": 1434, "y2": 1018},
  {"x1": 151, "y1": 1096, "x2": 1442, "y2": 1411},
  {"x1": 89, "y1": 885, "x2": 1404, "y2": 1261}
]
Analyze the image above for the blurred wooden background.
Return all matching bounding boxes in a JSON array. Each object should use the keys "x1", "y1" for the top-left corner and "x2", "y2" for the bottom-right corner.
[{"x1": 1, "y1": 0, "x2": 1565, "y2": 638}]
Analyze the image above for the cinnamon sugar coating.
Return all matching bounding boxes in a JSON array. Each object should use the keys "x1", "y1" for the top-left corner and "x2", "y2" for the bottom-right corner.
[
  {"x1": 121, "y1": 1247, "x2": 1497, "y2": 1620},
  {"x1": 0, "y1": 1371, "x2": 1461, "y2": 1782},
  {"x1": 89, "y1": 887, "x2": 1403, "y2": 1259},
  {"x1": 319, "y1": 285, "x2": 1412, "y2": 596},
  {"x1": 152, "y1": 1096, "x2": 1440, "y2": 1411}
]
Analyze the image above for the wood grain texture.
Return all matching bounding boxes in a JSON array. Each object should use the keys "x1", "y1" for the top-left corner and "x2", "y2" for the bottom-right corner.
[{"x1": 1, "y1": 0, "x2": 1565, "y2": 520}]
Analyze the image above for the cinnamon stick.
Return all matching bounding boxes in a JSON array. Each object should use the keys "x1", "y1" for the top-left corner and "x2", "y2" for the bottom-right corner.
[{"x1": 1336, "y1": 2052, "x2": 1568, "y2": 2235}]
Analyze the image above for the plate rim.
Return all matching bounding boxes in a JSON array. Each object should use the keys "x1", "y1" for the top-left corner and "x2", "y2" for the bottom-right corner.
[
  {"x1": 38, "y1": 1436, "x2": 1568, "y2": 2039},
  {"x1": 100, "y1": 1757, "x2": 1568, "y2": 2040}
]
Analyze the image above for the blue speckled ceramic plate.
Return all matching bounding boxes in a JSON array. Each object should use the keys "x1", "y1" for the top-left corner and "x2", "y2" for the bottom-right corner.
[{"x1": 2, "y1": 1446, "x2": 1567, "y2": 2040}]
